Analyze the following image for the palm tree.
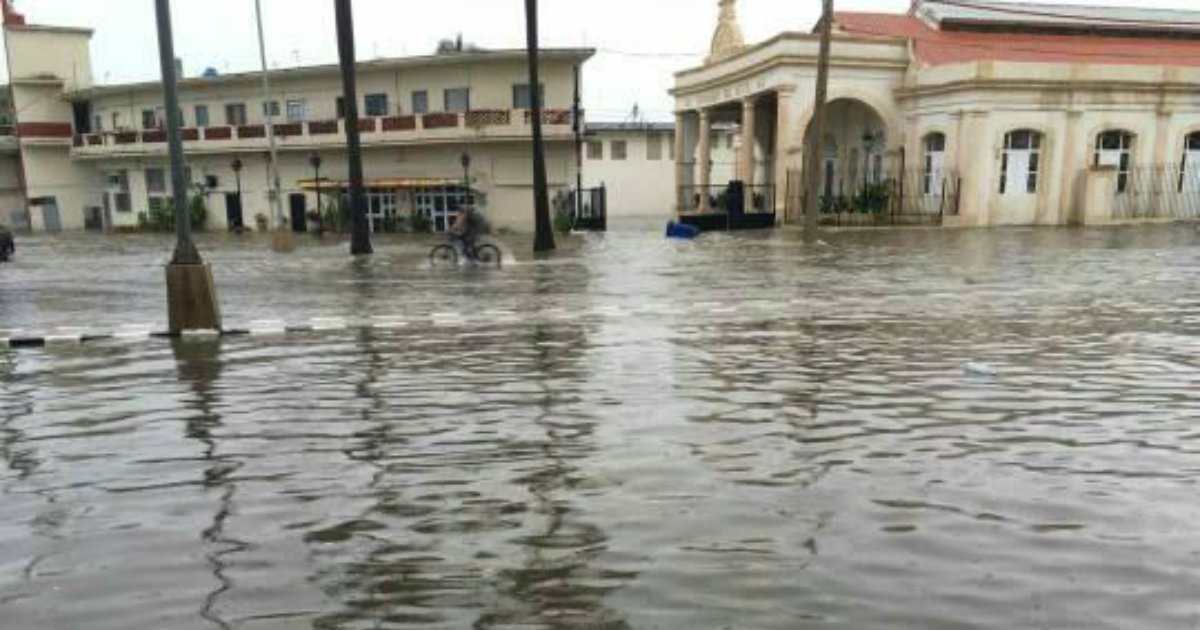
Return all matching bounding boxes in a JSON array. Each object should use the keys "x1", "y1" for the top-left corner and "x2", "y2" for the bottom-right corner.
[
  {"x1": 525, "y1": 0, "x2": 555, "y2": 253},
  {"x1": 335, "y1": 0, "x2": 373, "y2": 255}
]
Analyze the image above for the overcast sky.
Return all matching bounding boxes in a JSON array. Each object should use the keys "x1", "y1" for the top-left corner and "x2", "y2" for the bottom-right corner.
[{"x1": 3, "y1": 0, "x2": 1197, "y2": 122}]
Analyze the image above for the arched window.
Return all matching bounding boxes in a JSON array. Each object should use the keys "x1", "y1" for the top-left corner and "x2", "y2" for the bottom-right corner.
[
  {"x1": 1181, "y1": 132, "x2": 1200, "y2": 193},
  {"x1": 923, "y1": 133, "x2": 947, "y2": 195},
  {"x1": 1000, "y1": 130, "x2": 1043, "y2": 195},
  {"x1": 1095, "y1": 130, "x2": 1134, "y2": 194}
]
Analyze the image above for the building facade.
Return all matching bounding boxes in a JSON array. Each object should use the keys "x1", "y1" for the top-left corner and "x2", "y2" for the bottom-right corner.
[
  {"x1": 583, "y1": 121, "x2": 735, "y2": 218},
  {"x1": 1, "y1": 4, "x2": 592, "y2": 233},
  {"x1": 674, "y1": 0, "x2": 1200, "y2": 226}
]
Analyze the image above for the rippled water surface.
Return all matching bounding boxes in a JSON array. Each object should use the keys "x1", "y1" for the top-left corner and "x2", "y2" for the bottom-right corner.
[{"x1": 3, "y1": 224, "x2": 1200, "y2": 629}]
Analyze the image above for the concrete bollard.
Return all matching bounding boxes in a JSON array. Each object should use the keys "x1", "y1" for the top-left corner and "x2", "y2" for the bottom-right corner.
[{"x1": 166, "y1": 263, "x2": 222, "y2": 334}]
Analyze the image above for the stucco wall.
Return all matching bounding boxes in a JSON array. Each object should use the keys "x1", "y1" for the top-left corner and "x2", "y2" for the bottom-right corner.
[{"x1": 94, "y1": 140, "x2": 576, "y2": 233}]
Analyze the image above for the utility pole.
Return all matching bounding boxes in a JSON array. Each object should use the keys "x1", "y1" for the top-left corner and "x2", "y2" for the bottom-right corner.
[
  {"x1": 802, "y1": 0, "x2": 833, "y2": 242},
  {"x1": 155, "y1": 0, "x2": 220, "y2": 332},
  {"x1": 254, "y1": 0, "x2": 291, "y2": 252},
  {"x1": 525, "y1": 0, "x2": 555, "y2": 253},
  {"x1": 335, "y1": 0, "x2": 373, "y2": 255},
  {"x1": 573, "y1": 63, "x2": 583, "y2": 221}
]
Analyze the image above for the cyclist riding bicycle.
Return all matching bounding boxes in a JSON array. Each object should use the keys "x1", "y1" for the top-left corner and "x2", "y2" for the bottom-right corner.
[{"x1": 450, "y1": 205, "x2": 487, "y2": 259}]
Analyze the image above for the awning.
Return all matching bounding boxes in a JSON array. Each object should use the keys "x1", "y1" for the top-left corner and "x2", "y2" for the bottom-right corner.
[{"x1": 297, "y1": 177, "x2": 460, "y2": 191}]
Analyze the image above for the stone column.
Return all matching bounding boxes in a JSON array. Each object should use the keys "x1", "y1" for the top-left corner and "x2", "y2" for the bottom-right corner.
[
  {"x1": 774, "y1": 88, "x2": 796, "y2": 220},
  {"x1": 740, "y1": 97, "x2": 757, "y2": 214},
  {"x1": 675, "y1": 111, "x2": 689, "y2": 214},
  {"x1": 697, "y1": 108, "x2": 712, "y2": 212},
  {"x1": 739, "y1": 97, "x2": 757, "y2": 184}
]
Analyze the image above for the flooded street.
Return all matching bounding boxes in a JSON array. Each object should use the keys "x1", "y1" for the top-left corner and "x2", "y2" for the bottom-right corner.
[{"x1": 3, "y1": 224, "x2": 1200, "y2": 629}]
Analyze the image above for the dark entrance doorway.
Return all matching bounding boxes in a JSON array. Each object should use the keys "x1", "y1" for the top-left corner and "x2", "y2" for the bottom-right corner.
[
  {"x1": 224, "y1": 193, "x2": 244, "y2": 231},
  {"x1": 289, "y1": 193, "x2": 308, "y2": 233}
]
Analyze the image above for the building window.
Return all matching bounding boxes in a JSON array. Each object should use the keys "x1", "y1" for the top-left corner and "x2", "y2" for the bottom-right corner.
[
  {"x1": 412, "y1": 91, "x2": 429, "y2": 115},
  {"x1": 1095, "y1": 131, "x2": 1134, "y2": 194},
  {"x1": 262, "y1": 101, "x2": 281, "y2": 118},
  {"x1": 586, "y1": 140, "x2": 603, "y2": 160},
  {"x1": 611, "y1": 140, "x2": 627, "y2": 161},
  {"x1": 647, "y1": 134, "x2": 663, "y2": 161},
  {"x1": 1000, "y1": 129, "x2": 1042, "y2": 195},
  {"x1": 194, "y1": 105, "x2": 210, "y2": 128},
  {"x1": 93, "y1": 115, "x2": 103, "y2": 133},
  {"x1": 145, "y1": 168, "x2": 167, "y2": 194},
  {"x1": 286, "y1": 99, "x2": 307, "y2": 122},
  {"x1": 142, "y1": 109, "x2": 158, "y2": 130},
  {"x1": 669, "y1": 132, "x2": 676, "y2": 160},
  {"x1": 444, "y1": 88, "x2": 470, "y2": 113},
  {"x1": 111, "y1": 112, "x2": 121, "y2": 131},
  {"x1": 1180, "y1": 133, "x2": 1200, "y2": 192},
  {"x1": 923, "y1": 132, "x2": 947, "y2": 195},
  {"x1": 108, "y1": 171, "x2": 131, "y2": 214},
  {"x1": 512, "y1": 83, "x2": 545, "y2": 109},
  {"x1": 364, "y1": 93, "x2": 389, "y2": 117},
  {"x1": 225, "y1": 103, "x2": 247, "y2": 126}
]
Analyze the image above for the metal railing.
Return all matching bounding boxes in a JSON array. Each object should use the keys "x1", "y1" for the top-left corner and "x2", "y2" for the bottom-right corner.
[
  {"x1": 678, "y1": 183, "x2": 776, "y2": 215},
  {"x1": 73, "y1": 108, "x2": 574, "y2": 150},
  {"x1": 558, "y1": 185, "x2": 607, "y2": 231},
  {"x1": 1115, "y1": 165, "x2": 1200, "y2": 220},
  {"x1": 784, "y1": 168, "x2": 959, "y2": 227}
]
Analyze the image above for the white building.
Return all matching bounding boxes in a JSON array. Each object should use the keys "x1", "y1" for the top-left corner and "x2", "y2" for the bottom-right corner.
[
  {"x1": 0, "y1": 3, "x2": 592, "y2": 234},
  {"x1": 675, "y1": 0, "x2": 1200, "y2": 226},
  {"x1": 583, "y1": 121, "x2": 736, "y2": 218}
]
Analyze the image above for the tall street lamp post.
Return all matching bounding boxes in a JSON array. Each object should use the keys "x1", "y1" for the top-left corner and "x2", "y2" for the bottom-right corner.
[
  {"x1": 231, "y1": 158, "x2": 244, "y2": 231},
  {"x1": 460, "y1": 152, "x2": 471, "y2": 196},
  {"x1": 155, "y1": 0, "x2": 220, "y2": 333},
  {"x1": 309, "y1": 153, "x2": 324, "y2": 235}
]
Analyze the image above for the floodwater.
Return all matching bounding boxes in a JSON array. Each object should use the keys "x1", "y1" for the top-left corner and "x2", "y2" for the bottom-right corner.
[{"x1": 2, "y1": 223, "x2": 1200, "y2": 629}]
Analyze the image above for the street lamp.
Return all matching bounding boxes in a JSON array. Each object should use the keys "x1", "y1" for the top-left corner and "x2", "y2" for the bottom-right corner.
[
  {"x1": 309, "y1": 153, "x2": 324, "y2": 235},
  {"x1": 231, "y1": 158, "x2": 244, "y2": 231},
  {"x1": 460, "y1": 151, "x2": 471, "y2": 206}
]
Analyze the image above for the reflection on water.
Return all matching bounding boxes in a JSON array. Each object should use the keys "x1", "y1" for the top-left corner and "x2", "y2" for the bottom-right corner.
[{"x1": 3, "y1": 225, "x2": 1200, "y2": 629}]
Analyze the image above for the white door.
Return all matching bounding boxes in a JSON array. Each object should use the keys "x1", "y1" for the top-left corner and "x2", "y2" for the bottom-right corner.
[
  {"x1": 926, "y1": 152, "x2": 946, "y2": 196},
  {"x1": 1185, "y1": 151, "x2": 1200, "y2": 192},
  {"x1": 1004, "y1": 150, "x2": 1032, "y2": 196}
]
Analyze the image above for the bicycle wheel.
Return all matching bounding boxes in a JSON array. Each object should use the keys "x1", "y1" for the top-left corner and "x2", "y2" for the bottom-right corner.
[
  {"x1": 429, "y1": 244, "x2": 459, "y2": 268},
  {"x1": 473, "y1": 244, "x2": 502, "y2": 268}
]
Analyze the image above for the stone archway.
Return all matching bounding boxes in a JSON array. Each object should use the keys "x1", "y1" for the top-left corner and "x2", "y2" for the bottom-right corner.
[{"x1": 803, "y1": 98, "x2": 891, "y2": 198}]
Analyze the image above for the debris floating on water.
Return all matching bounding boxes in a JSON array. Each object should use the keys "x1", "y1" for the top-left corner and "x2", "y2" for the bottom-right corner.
[{"x1": 963, "y1": 361, "x2": 998, "y2": 378}]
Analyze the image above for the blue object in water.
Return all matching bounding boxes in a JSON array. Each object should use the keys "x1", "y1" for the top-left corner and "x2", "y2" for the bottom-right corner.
[{"x1": 666, "y1": 221, "x2": 700, "y2": 240}]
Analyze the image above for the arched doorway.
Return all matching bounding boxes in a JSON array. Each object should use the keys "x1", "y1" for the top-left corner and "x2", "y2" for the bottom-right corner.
[{"x1": 803, "y1": 98, "x2": 890, "y2": 207}]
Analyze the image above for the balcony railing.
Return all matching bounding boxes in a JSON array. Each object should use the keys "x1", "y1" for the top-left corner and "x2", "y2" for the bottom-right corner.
[{"x1": 72, "y1": 108, "x2": 574, "y2": 153}]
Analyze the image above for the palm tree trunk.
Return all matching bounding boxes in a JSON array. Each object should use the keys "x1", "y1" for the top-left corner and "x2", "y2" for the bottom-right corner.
[
  {"x1": 525, "y1": 0, "x2": 555, "y2": 253},
  {"x1": 335, "y1": 0, "x2": 373, "y2": 255}
]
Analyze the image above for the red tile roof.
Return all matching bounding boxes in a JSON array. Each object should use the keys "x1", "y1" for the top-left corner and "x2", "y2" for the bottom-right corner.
[{"x1": 834, "y1": 11, "x2": 1200, "y2": 68}]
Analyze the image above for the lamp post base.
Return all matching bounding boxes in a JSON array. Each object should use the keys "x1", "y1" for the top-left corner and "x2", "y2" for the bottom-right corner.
[{"x1": 166, "y1": 262, "x2": 222, "y2": 334}]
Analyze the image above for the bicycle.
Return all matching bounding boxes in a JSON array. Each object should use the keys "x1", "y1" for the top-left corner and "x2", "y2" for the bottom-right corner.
[{"x1": 429, "y1": 238, "x2": 502, "y2": 268}]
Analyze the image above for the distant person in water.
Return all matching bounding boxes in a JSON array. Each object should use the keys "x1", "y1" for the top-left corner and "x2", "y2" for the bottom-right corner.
[{"x1": 0, "y1": 224, "x2": 13, "y2": 262}]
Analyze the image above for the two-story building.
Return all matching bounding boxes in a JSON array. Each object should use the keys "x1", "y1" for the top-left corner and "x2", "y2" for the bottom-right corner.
[
  {"x1": 675, "y1": 0, "x2": 1200, "y2": 227},
  {"x1": 1, "y1": 3, "x2": 592, "y2": 233}
]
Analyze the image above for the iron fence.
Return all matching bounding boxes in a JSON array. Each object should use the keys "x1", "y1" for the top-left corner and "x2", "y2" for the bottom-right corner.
[
  {"x1": 784, "y1": 168, "x2": 959, "y2": 227},
  {"x1": 678, "y1": 183, "x2": 776, "y2": 214},
  {"x1": 1115, "y1": 165, "x2": 1200, "y2": 220},
  {"x1": 555, "y1": 185, "x2": 608, "y2": 231}
]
